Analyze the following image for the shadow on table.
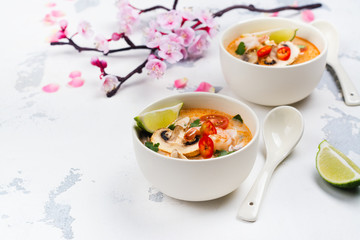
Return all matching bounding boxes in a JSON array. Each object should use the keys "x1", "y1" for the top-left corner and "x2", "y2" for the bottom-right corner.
[
  {"x1": 313, "y1": 171, "x2": 360, "y2": 200},
  {"x1": 160, "y1": 188, "x2": 238, "y2": 211}
]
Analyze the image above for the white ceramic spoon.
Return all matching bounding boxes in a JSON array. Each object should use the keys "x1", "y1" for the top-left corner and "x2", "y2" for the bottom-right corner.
[
  {"x1": 237, "y1": 106, "x2": 304, "y2": 222},
  {"x1": 312, "y1": 20, "x2": 360, "y2": 106}
]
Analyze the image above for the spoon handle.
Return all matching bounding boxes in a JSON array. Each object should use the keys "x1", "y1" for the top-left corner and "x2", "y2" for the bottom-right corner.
[
  {"x1": 237, "y1": 159, "x2": 276, "y2": 222},
  {"x1": 327, "y1": 61, "x2": 360, "y2": 106}
]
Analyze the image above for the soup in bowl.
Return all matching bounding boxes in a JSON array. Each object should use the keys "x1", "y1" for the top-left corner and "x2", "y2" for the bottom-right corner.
[
  {"x1": 219, "y1": 17, "x2": 328, "y2": 106},
  {"x1": 132, "y1": 92, "x2": 260, "y2": 201}
]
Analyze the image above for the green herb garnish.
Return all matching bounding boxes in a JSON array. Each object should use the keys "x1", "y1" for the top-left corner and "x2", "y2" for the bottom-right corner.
[
  {"x1": 168, "y1": 123, "x2": 175, "y2": 130},
  {"x1": 145, "y1": 142, "x2": 160, "y2": 152},
  {"x1": 235, "y1": 42, "x2": 246, "y2": 55},
  {"x1": 233, "y1": 114, "x2": 243, "y2": 123},
  {"x1": 297, "y1": 45, "x2": 306, "y2": 49},
  {"x1": 215, "y1": 150, "x2": 235, "y2": 157},
  {"x1": 190, "y1": 119, "x2": 201, "y2": 128}
]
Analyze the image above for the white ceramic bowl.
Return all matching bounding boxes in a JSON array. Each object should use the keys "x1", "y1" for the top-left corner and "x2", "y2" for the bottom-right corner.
[
  {"x1": 219, "y1": 17, "x2": 328, "y2": 106},
  {"x1": 132, "y1": 92, "x2": 260, "y2": 201}
]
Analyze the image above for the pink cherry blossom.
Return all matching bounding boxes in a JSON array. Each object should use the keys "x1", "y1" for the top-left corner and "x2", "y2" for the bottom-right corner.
[
  {"x1": 145, "y1": 55, "x2": 167, "y2": 79},
  {"x1": 55, "y1": 30, "x2": 67, "y2": 41},
  {"x1": 59, "y1": 19, "x2": 68, "y2": 30},
  {"x1": 77, "y1": 21, "x2": 94, "y2": 39},
  {"x1": 119, "y1": 23, "x2": 133, "y2": 34},
  {"x1": 180, "y1": 46, "x2": 188, "y2": 60},
  {"x1": 196, "y1": 10, "x2": 218, "y2": 37},
  {"x1": 94, "y1": 35, "x2": 110, "y2": 54},
  {"x1": 115, "y1": 0, "x2": 130, "y2": 8},
  {"x1": 180, "y1": 9, "x2": 196, "y2": 21},
  {"x1": 195, "y1": 82, "x2": 215, "y2": 93},
  {"x1": 174, "y1": 27, "x2": 195, "y2": 46},
  {"x1": 111, "y1": 32, "x2": 124, "y2": 41},
  {"x1": 301, "y1": 10, "x2": 314, "y2": 22},
  {"x1": 187, "y1": 33, "x2": 210, "y2": 58},
  {"x1": 144, "y1": 20, "x2": 159, "y2": 40},
  {"x1": 207, "y1": 27, "x2": 218, "y2": 38},
  {"x1": 146, "y1": 31, "x2": 163, "y2": 48},
  {"x1": 197, "y1": 10, "x2": 216, "y2": 28},
  {"x1": 174, "y1": 77, "x2": 188, "y2": 88},
  {"x1": 117, "y1": 2, "x2": 139, "y2": 33},
  {"x1": 156, "y1": 10, "x2": 182, "y2": 30},
  {"x1": 158, "y1": 39, "x2": 183, "y2": 64},
  {"x1": 68, "y1": 77, "x2": 85, "y2": 88},
  {"x1": 103, "y1": 75, "x2": 119, "y2": 93},
  {"x1": 167, "y1": 33, "x2": 183, "y2": 44},
  {"x1": 52, "y1": 19, "x2": 68, "y2": 41},
  {"x1": 42, "y1": 83, "x2": 60, "y2": 93},
  {"x1": 91, "y1": 57, "x2": 107, "y2": 69},
  {"x1": 91, "y1": 57, "x2": 107, "y2": 77}
]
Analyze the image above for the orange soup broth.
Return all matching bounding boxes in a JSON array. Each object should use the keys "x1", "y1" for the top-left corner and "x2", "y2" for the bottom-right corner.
[
  {"x1": 226, "y1": 36, "x2": 320, "y2": 65},
  {"x1": 180, "y1": 108, "x2": 253, "y2": 149}
]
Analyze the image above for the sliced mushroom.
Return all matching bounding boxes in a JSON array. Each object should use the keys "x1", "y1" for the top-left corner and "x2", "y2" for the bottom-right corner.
[
  {"x1": 173, "y1": 116, "x2": 190, "y2": 129},
  {"x1": 263, "y1": 56, "x2": 277, "y2": 65},
  {"x1": 240, "y1": 49, "x2": 258, "y2": 64},
  {"x1": 150, "y1": 127, "x2": 199, "y2": 157},
  {"x1": 171, "y1": 149, "x2": 188, "y2": 159}
]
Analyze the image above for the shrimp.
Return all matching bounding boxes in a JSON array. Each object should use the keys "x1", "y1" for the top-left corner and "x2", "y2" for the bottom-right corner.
[
  {"x1": 235, "y1": 34, "x2": 261, "y2": 52},
  {"x1": 209, "y1": 128, "x2": 236, "y2": 151}
]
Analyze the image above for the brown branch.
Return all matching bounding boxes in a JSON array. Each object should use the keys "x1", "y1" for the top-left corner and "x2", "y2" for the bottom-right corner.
[
  {"x1": 138, "y1": 0, "x2": 178, "y2": 13},
  {"x1": 50, "y1": 39, "x2": 102, "y2": 53},
  {"x1": 139, "y1": 5, "x2": 170, "y2": 14},
  {"x1": 123, "y1": 35, "x2": 135, "y2": 47},
  {"x1": 173, "y1": 0, "x2": 178, "y2": 10},
  {"x1": 107, "y1": 45, "x2": 151, "y2": 54},
  {"x1": 212, "y1": 3, "x2": 322, "y2": 18},
  {"x1": 51, "y1": 38, "x2": 151, "y2": 55},
  {"x1": 106, "y1": 49, "x2": 156, "y2": 98}
]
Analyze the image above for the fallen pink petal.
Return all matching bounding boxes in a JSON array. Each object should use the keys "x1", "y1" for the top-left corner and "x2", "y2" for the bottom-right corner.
[
  {"x1": 43, "y1": 14, "x2": 56, "y2": 25},
  {"x1": 69, "y1": 71, "x2": 82, "y2": 79},
  {"x1": 195, "y1": 82, "x2": 215, "y2": 93},
  {"x1": 174, "y1": 77, "x2": 188, "y2": 89},
  {"x1": 68, "y1": 77, "x2": 85, "y2": 88},
  {"x1": 42, "y1": 83, "x2": 60, "y2": 93},
  {"x1": 51, "y1": 10, "x2": 65, "y2": 18},
  {"x1": 45, "y1": 2, "x2": 56, "y2": 7},
  {"x1": 269, "y1": 12, "x2": 279, "y2": 17},
  {"x1": 301, "y1": 9, "x2": 314, "y2": 22}
]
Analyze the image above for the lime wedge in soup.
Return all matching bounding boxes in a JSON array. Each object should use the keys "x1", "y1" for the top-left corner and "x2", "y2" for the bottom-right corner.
[
  {"x1": 134, "y1": 102, "x2": 183, "y2": 133},
  {"x1": 316, "y1": 140, "x2": 360, "y2": 188},
  {"x1": 269, "y1": 28, "x2": 298, "y2": 44}
]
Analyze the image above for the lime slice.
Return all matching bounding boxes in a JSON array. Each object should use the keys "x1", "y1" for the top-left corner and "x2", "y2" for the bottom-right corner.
[
  {"x1": 316, "y1": 140, "x2": 360, "y2": 188},
  {"x1": 269, "y1": 28, "x2": 298, "y2": 44},
  {"x1": 134, "y1": 102, "x2": 183, "y2": 133}
]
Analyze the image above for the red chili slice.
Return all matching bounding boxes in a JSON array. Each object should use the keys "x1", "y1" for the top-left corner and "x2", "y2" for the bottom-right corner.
[
  {"x1": 199, "y1": 135, "x2": 214, "y2": 159},
  {"x1": 277, "y1": 46, "x2": 291, "y2": 61},
  {"x1": 257, "y1": 45, "x2": 272, "y2": 58}
]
